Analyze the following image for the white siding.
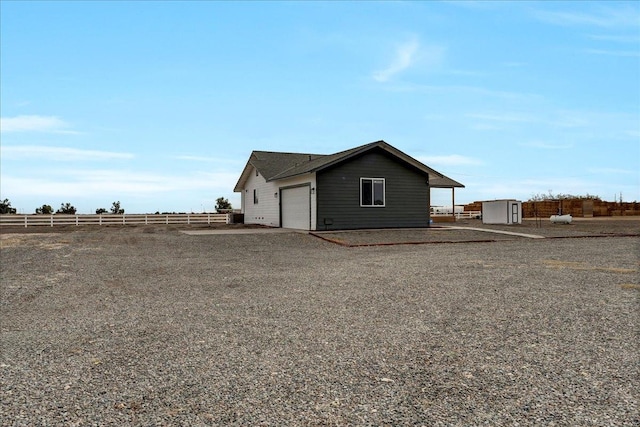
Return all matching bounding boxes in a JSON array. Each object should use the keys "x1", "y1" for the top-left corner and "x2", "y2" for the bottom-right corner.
[
  {"x1": 243, "y1": 167, "x2": 280, "y2": 227},
  {"x1": 241, "y1": 168, "x2": 317, "y2": 229},
  {"x1": 482, "y1": 200, "x2": 522, "y2": 225}
]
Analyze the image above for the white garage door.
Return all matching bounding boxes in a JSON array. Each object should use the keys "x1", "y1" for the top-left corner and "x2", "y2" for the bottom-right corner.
[{"x1": 281, "y1": 186, "x2": 310, "y2": 230}]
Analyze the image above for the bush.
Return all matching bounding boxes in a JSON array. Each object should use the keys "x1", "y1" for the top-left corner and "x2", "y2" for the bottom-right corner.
[
  {"x1": 0, "y1": 199, "x2": 17, "y2": 214},
  {"x1": 110, "y1": 201, "x2": 124, "y2": 214},
  {"x1": 215, "y1": 197, "x2": 232, "y2": 213},
  {"x1": 57, "y1": 203, "x2": 77, "y2": 214},
  {"x1": 36, "y1": 204, "x2": 54, "y2": 214}
]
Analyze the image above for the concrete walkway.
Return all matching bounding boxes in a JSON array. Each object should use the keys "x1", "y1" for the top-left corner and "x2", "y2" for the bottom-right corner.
[
  {"x1": 182, "y1": 226, "x2": 546, "y2": 239},
  {"x1": 180, "y1": 228, "x2": 297, "y2": 235},
  {"x1": 446, "y1": 226, "x2": 546, "y2": 239}
]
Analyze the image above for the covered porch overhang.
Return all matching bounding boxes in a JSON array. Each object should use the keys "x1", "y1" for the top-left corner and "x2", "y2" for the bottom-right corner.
[{"x1": 430, "y1": 175, "x2": 465, "y2": 223}]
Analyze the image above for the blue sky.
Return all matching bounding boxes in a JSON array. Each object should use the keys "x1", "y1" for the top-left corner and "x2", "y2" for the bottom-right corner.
[{"x1": 1, "y1": 1, "x2": 638, "y2": 214}]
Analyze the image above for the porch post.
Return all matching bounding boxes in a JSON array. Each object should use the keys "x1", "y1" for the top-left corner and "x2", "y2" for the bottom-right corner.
[{"x1": 451, "y1": 187, "x2": 456, "y2": 222}]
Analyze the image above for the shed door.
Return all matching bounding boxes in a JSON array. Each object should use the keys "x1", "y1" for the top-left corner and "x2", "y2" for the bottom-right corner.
[
  {"x1": 510, "y1": 202, "x2": 521, "y2": 224},
  {"x1": 281, "y1": 186, "x2": 310, "y2": 230}
]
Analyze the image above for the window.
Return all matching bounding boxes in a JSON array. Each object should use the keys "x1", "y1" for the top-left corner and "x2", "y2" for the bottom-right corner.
[
  {"x1": 253, "y1": 189, "x2": 258, "y2": 204},
  {"x1": 360, "y1": 178, "x2": 385, "y2": 207}
]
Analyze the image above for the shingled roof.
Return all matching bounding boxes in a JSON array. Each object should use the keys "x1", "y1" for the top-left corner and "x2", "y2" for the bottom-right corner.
[{"x1": 233, "y1": 140, "x2": 464, "y2": 191}]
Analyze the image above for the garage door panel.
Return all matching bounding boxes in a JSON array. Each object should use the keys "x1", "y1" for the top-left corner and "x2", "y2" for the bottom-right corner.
[{"x1": 281, "y1": 186, "x2": 310, "y2": 230}]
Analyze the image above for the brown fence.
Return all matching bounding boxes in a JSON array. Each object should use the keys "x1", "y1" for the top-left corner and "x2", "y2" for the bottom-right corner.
[{"x1": 464, "y1": 200, "x2": 640, "y2": 218}]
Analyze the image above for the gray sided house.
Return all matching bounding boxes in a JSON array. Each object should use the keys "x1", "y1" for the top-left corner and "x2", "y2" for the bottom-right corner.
[{"x1": 233, "y1": 140, "x2": 464, "y2": 231}]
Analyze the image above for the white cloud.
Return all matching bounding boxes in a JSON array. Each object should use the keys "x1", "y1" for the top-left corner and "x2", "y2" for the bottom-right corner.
[
  {"x1": 466, "y1": 109, "x2": 637, "y2": 135},
  {"x1": 518, "y1": 141, "x2": 573, "y2": 149},
  {"x1": 418, "y1": 154, "x2": 483, "y2": 167},
  {"x1": 174, "y1": 155, "x2": 241, "y2": 164},
  {"x1": 383, "y1": 83, "x2": 543, "y2": 101},
  {"x1": 470, "y1": 123, "x2": 503, "y2": 131},
  {"x1": 373, "y1": 38, "x2": 420, "y2": 82},
  {"x1": 175, "y1": 155, "x2": 216, "y2": 162},
  {"x1": 467, "y1": 112, "x2": 536, "y2": 124},
  {"x1": 583, "y1": 48, "x2": 640, "y2": 57},
  {"x1": 587, "y1": 167, "x2": 638, "y2": 175},
  {"x1": 1, "y1": 169, "x2": 238, "y2": 199},
  {"x1": 373, "y1": 37, "x2": 444, "y2": 83},
  {"x1": 502, "y1": 61, "x2": 527, "y2": 68},
  {"x1": 1, "y1": 145, "x2": 134, "y2": 161},
  {"x1": 476, "y1": 177, "x2": 596, "y2": 201},
  {"x1": 586, "y1": 34, "x2": 640, "y2": 43},
  {"x1": 0, "y1": 115, "x2": 77, "y2": 134},
  {"x1": 466, "y1": 112, "x2": 539, "y2": 131},
  {"x1": 533, "y1": 6, "x2": 640, "y2": 28},
  {"x1": 469, "y1": 174, "x2": 639, "y2": 203}
]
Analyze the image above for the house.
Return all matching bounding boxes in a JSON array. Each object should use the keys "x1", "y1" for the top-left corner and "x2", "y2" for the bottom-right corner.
[{"x1": 233, "y1": 140, "x2": 464, "y2": 231}]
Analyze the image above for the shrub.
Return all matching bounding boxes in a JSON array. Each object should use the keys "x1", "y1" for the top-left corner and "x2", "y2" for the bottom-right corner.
[
  {"x1": 36, "y1": 204, "x2": 54, "y2": 214},
  {"x1": 0, "y1": 199, "x2": 17, "y2": 214}
]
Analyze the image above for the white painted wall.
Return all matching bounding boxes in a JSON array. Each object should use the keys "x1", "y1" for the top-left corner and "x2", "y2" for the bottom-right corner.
[
  {"x1": 241, "y1": 167, "x2": 317, "y2": 229},
  {"x1": 482, "y1": 200, "x2": 522, "y2": 225}
]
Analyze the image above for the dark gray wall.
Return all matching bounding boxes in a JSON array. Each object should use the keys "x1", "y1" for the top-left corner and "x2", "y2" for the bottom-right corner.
[{"x1": 316, "y1": 149, "x2": 430, "y2": 230}]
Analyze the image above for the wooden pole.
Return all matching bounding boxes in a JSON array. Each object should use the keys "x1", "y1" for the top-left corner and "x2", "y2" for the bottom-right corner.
[{"x1": 452, "y1": 188, "x2": 456, "y2": 222}]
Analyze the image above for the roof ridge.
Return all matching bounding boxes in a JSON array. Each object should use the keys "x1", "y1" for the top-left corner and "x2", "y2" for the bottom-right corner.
[
  {"x1": 252, "y1": 150, "x2": 325, "y2": 156},
  {"x1": 266, "y1": 142, "x2": 382, "y2": 181}
]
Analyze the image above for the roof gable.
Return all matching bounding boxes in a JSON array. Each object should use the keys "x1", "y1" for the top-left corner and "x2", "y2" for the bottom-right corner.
[
  {"x1": 233, "y1": 140, "x2": 464, "y2": 191},
  {"x1": 233, "y1": 151, "x2": 326, "y2": 191}
]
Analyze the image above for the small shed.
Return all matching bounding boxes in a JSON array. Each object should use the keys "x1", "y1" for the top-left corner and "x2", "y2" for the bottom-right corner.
[{"x1": 482, "y1": 199, "x2": 522, "y2": 225}]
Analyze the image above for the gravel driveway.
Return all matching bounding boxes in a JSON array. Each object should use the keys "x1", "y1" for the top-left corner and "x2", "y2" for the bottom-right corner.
[{"x1": 1, "y1": 226, "x2": 639, "y2": 426}]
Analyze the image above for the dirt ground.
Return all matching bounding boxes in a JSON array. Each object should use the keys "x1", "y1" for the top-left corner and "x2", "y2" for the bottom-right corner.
[
  {"x1": 473, "y1": 217, "x2": 640, "y2": 236},
  {"x1": 1, "y1": 216, "x2": 637, "y2": 237},
  {"x1": 1, "y1": 219, "x2": 639, "y2": 425}
]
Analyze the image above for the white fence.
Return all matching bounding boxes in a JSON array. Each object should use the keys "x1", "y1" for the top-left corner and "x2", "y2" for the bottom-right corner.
[
  {"x1": 0, "y1": 213, "x2": 230, "y2": 228},
  {"x1": 431, "y1": 210, "x2": 482, "y2": 219}
]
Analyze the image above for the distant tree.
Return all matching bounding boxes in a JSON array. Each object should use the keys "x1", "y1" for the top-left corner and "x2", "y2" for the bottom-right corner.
[
  {"x1": 96, "y1": 208, "x2": 108, "y2": 214},
  {"x1": 110, "y1": 201, "x2": 125, "y2": 214},
  {"x1": 36, "y1": 204, "x2": 54, "y2": 214},
  {"x1": 57, "y1": 203, "x2": 77, "y2": 214},
  {"x1": 528, "y1": 192, "x2": 601, "y2": 202},
  {"x1": 215, "y1": 197, "x2": 232, "y2": 213},
  {"x1": 0, "y1": 199, "x2": 17, "y2": 214}
]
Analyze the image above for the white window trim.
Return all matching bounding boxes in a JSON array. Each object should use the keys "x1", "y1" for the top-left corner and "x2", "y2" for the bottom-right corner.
[{"x1": 360, "y1": 177, "x2": 386, "y2": 207}]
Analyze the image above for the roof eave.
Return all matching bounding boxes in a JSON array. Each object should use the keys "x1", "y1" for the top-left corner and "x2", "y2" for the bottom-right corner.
[
  {"x1": 430, "y1": 177, "x2": 465, "y2": 188},
  {"x1": 233, "y1": 157, "x2": 256, "y2": 192}
]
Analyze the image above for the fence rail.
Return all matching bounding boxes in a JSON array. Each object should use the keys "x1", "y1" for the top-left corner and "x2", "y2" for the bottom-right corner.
[
  {"x1": 0, "y1": 213, "x2": 230, "y2": 228},
  {"x1": 431, "y1": 210, "x2": 482, "y2": 219}
]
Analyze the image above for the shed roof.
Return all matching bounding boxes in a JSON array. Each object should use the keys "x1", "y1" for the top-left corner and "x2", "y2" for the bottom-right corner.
[{"x1": 233, "y1": 140, "x2": 464, "y2": 191}]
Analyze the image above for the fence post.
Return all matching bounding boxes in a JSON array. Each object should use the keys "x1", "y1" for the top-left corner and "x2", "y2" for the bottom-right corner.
[
  {"x1": 207, "y1": 214, "x2": 210, "y2": 225},
  {"x1": 25, "y1": 216, "x2": 28, "y2": 228},
  {"x1": 99, "y1": 215, "x2": 102, "y2": 226},
  {"x1": 51, "y1": 215, "x2": 54, "y2": 227},
  {"x1": 123, "y1": 214, "x2": 126, "y2": 225},
  {"x1": 145, "y1": 215, "x2": 148, "y2": 225},
  {"x1": 187, "y1": 214, "x2": 190, "y2": 225},
  {"x1": 166, "y1": 215, "x2": 169, "y2": 225},
  {"x1": 76, "y1": 215, "x2": 79, "y2": 226}
]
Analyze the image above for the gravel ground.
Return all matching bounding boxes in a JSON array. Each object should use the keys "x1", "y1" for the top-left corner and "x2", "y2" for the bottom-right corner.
[
  {"x1": 1, "y1": 225, "x2": 639, "y2": 426},
  {"x1": 313, "y1": 218, "x2": 640, "y2": 246},
  {"x1": 463, "y1": 217, "x2": 640, "y2": 238}
]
